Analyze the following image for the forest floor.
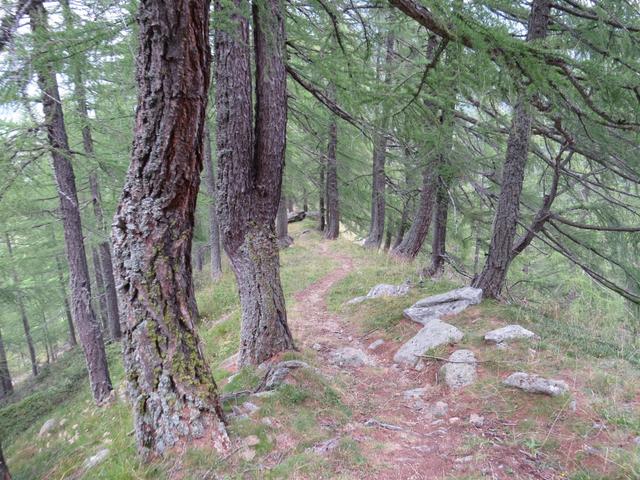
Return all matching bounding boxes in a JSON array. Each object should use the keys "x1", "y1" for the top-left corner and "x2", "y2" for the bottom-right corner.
[{"x1": 2, "y1": 221, "x2": 639, "y2": 479}]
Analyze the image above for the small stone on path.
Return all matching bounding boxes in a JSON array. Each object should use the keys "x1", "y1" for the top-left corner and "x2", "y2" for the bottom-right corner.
[
  {"x1": 403, "y1": 387, "x2": 428, "y2": 400},
  {"x1": 430, "y1": 401, "x2": 449, "y2": 418},
  {"x1": 393, "y1": 320, "x2": 463, "y2": 367},
  {"x1": 469, "y1": 414, "x2": 484, "y2": 427},
  {"x1": 503, "y1": 372, "x2": 568, "y2": 396},
  {"x1": 484, "y1": 325, "x2": 538, "y2": 344},
  {"x1": 439, "y1": 350, "x2": 477, "y2": 389},
  {"x1": 368, "y1": 339, "x2": 385, "y2": 350},
  {"x1": 331, "y1": 347, "x2": 374, "y2": 367}
]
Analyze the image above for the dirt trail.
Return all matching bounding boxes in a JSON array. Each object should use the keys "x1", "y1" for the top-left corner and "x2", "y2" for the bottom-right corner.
[{"x1": 287, "y1": 240, "x2": 560, "y2": 480}]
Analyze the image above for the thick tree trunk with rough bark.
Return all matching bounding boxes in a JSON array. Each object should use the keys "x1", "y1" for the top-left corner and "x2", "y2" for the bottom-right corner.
[
  {"x1": 203, "y1": 125, "x2": 222, "y2": 282},
  {"x1": 5, "y1": 234, "x2": 38, "y2": 377},
  {"x1": 30, "y1": 0, "x2": 112, "y2": 404},
  {"x1": 277, "y1": 195, "x2": 293, "y2": 248},
  {"x1": 324, "y1": 116, "x2": 339, "y2": 240},
  {"x1": 215, "y1": 0, "x2": 295, "y2": 366},
  {"x1": 0, "y1": 442, "x2": 9, "y2": 480},
  {"x1": 390, "y1": 165, "x2": 436, "y2": 260},
  {"x1": 472, "y1": 0, "x2": 551, "y2": 299},
  {"x1": 111, "y1": 0, "x2": 228, "y2": 458},
  {"x1": 0, "y1": 328, "x2": 13, "y2": 399}
]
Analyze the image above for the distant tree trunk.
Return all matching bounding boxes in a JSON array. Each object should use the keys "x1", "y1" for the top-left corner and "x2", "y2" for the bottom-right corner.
[
  {"x1": 111, "y1": 0, "x2": 228, "y2": 459},
  {"x1": 425, "y1": 176, "x2": 449, "y2": 277},
  {"x1": 60, "y1": 1, "x2": 121, "y2": 341},
  {"x1": 318, "y1": 160, "x2": 326, "y2": 231},
  {"x1": 302, "y1": 187, "x2": 308, "y2": 212},
  {"x1": 215, "y1": 0, "x2": 295, "y2": 366},
  {"x1": 30, "y1": 1, "x2": 112, "y2": 404},
  {"x1": 4, "y1": 234, "x2": 38, "y2": 377},
  {"x1": 0, "y1": 442, "x2": 10, "y2": 480},
  {"x1": 277, "y1": 195, "x2": 293, "y2": 248},
  {"x1": 324, "y1": 115, "x2": 339, "y2": 240},
  {"x1": 91, "y1": 247, "x2": 110, "y2": 334},
  {"x1": 0, "y1": 328, "x2": 13, "y2": 399},
  {"x1": 390, "y1": 165, "x2": 436, "y2": 260},
  {"x1": 203, "y1": 125, "x2": 222, "y2": 282},
  {"x1": 364, "y1": 30, "x2": 394, "y2": 249},
  {"x1": 54, "y1": 248, "x2": 77, "y2": 346},
  {"x1": 392, "y1": 197, "x2": 410, "y2": 250},
  {"x1": 382, "y1": 224, "x2": 392, "y2": 252},
  {"x1": 472, "y1": 0, "x2": 550, "y2": 299}
]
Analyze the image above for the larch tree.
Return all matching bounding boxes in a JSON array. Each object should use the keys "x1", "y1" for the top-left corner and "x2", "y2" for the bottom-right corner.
[
  {"x1": 0, "y1": 442, "x2": 9, "y2": 480},
  {"x1": 0, "y1": 327, "x2": 13, "y2": 398},
  {"x1": 111, "y1": 0, "x2": 229, "y2": 457},
  {"x1": 203, "y1": 125, "x2": 223, "y2": 282},
  {"x1": 215, "y1": 0, "x2": 295, "y2": 366},
  {"x1": 29, "y1": 0, "x2": 112, "y2": 404},
  {"x1": 323, "y1": 113, "x2": 340, "y2": 240},
  {"x1": 472, "y1": 0, "x2": 551, "y2": 298}
]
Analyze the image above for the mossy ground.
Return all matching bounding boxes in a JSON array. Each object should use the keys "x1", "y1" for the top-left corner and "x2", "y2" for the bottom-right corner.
[{"x1": 2, "y1": 221, "x2": 639, "y2": 479}]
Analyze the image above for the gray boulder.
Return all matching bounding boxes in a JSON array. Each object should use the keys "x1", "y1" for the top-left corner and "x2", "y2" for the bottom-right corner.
[
  {"x1": 393, "y1": 320, "x2": 464, "y2": 367},
  {"x1": 346, "y1": 296, "x2": 368, "y2": 305},
  {"x1": 38, "y1": 418, "x2": 58, "y2": 437},
  {"x1": 331, "y1": 347, "x2": 374, "y2": 367},
  {"x1": 484, "y1": 325, "x2": 538, "y2": 344},
  {"x1": 83, "y1": 448, "x2": 110, "y2": 470},
  {"x1": 413, "y1": 287, "x2": 482, "y2": 308},
  {"x1": 503, "y1": 372, "x2": 568, "y2": 396},
  {"x1": 439, "y1": 350, "x2": 477, "y2": 388},
  {"x1": 261, "y1": 360, "x2": 312, "y2": 390},
  {"x1": 367, "y1": 283, "x2": 410, "y2": 298},
  {"x1": 403, "y1": 287, "x2": 482, "y2": 325}
]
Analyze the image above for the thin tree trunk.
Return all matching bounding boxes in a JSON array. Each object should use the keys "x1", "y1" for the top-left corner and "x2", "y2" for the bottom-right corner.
[
  {"x1": 324, "y1": 115, "x2": 339, "y2": 240},
  {"x1": 91, "y1": 247, "x2": 110, "y2": 334},
  {"x1": 0, "y1": 328, "x2": 13, "y2": 399},
  {"x1": 392, "y1": 196, "x2": 410, "y2": 250},
  {"x1": 111, "y1": 0, "x2": 228, "y2": 458},
  {"x1": 276, "y1": 194, "x2": 292, "y2": 248},
  {"x1": 29, "y1": 1, "x2": 112, "y2": 404},
  {"x1": 54, "y1": 248, "x2": 77, "y2": 346},
  {"x1": 215, "y1": 0, "x2": 295, "y2": 366},
  {"x1": 425, "y1": 177, "x2": 449, "y2": 277},
  {"x1": 302, "y1": 187, "x2": 308, "y2": 212},
  {"x1": 5, "y1": 234, "x2": 38, "y2": 377},
  {"x1": 61, "y1": 0, "x2": 121, "y2": 341},
  {"x1": 472, "y1": 0, "x2": 551, "y2": 299},
  {"x1": 318, "y1": 160, "x2": 326, "y2": 231},
  {"x1": 203, "y1": 125, "x2": 222, "y2": 282},
  {"x1": 0, "y1": 442, "x2": 10, "y2": 480},
  {"x1": 382, "y1": 224, "x2": 392, "y2": 252}
]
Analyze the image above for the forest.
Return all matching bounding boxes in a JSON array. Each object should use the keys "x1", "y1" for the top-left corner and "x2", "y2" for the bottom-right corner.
[{"x1": 0, "y1": 0, "x2": 639, "y2": 478}]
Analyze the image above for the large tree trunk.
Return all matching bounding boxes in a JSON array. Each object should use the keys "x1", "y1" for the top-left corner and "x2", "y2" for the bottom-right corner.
[
  {"x1": 5, "y1": 234, "x2": 38, "y2": 377},
  {"x1": 61, "y1": 0, "x2": 121, "y2": 341},
  {"x1": 53, "y1": 246, "x2": 77, "y2": 347},
  {"x1": 203, "y1": 125, "x2": 222, "y2": 282},
  {"x1": 364, "y1": 30, "x2": 394, "y2": 249},
  {"x1": 0, "y1": 442, "x2": 10, "y2": 480},
  {"x1": 425, "y1": 176, "x2": 449, "y2": 277},
  {"x1": 0, "y1": 328, "x2": 13, "y2": 399},
  {"x1": 29, "y1": 1, "x2": 112, "y2": 405},
  {"x1": 215, "y1": 0, "x2": 295, "y2": 366},
  {"x1": 276, "y1": 194, "x2": 293, "y2": 248},
  {"x1": 111, "y1": 0, "x2": 228, "y2": 458},
  {"x1": 472, "y1": 0, "x2": 551, "y2": 299},
  {"x1": 324, "y1": 115, "x2": 340, "y2": 240},
  {"x1": 390, "y1": 165, "x2": 437, "y2": 260}
]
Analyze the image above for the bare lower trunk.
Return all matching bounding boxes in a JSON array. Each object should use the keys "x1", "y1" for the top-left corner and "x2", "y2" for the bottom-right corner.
[
  {"x1": 5, "y1": 234, "x2": 38, "y2": 377},
  {"x1": 54, "y1": 250, "x2": 77, "y2": 346},
  {"x1": 390, "y1": 165, "x2": 436, "y2": 260},
  {"x1": 203, "y1": 126, "x2": 222, "y2": 281},
  {"x1": 0, "y1": 328, "x2": 13, "y2": 399},
  {"x1": 364, "y1": 133, "x2": 387, "y2": 248},
  {"x1": 382, "y1": 225, "x2": 392, "y2": 252},
  {"x1": 112, "y1": 0, "x2": 228, "y2": 458},
  {"x1": 215, "y1": 0, "x2": 295, "y2": 366},
  {"x1": 473, "y1": 0, "x2": 550, "y2": 298},
  {"x1": 276, "y1": 195, "x2": 292, "y2": 248},
  {"x1": 0, "y1": 442, "x2": 10, "y2": 480},
  {"x1": 392, "y1": 198, "x2": 410, "y2": 250},
  {"x1": 425, "y1": 177, "x2": 449, "y2": 277},
  {"x1": 91, "y1": 247, "x2": 109, "y2": 334},
  {"x1": 30, "y1": 1, "x2": 112, "y2": 404},
  {"x1": 324, "y1": 116, "x2": 339, "y2": 240},
  {"x1": 318, "y1": 160, "x2": 326, "y2": 231}
]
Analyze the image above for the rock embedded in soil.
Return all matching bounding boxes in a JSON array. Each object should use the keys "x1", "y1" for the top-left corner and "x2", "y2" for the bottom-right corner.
[
  {"x1": 368, "y1": 339, "x2": 385, "y2": 350},
  {"x1": 413, "y1": 287, "x2": 483, "y2": 308},
  {"x1": 430, "y1": 401, "x2": 449, "y2": 418},
  {"x1": 260, "y1": 360, "x2": 312, "y2": 390},
  {"x1": 39, "y1": 418, "x2": 58, "y2": 437},
  {"x1": 403, "y1": 387, "x2": 429, "y2": 400},
  {"x1": 402, "y1": 287, "x2": 482, "y2": 325},
  {"x1": 469, "y1": 413, "x2": 484, "y2": 427},
  {"x1": 503, "y1": 372, "x2": 568, "y2": 396},
  {"x1": 484, "y1": 325, "x2": 538, "y2": 344},
  {"x1": 393, "y1": 320, "x2": 464, "y2": 367},
  {"x1": 331, "y1": 347, "x2": 374, "y2": 367},
  {"x1": 308, "y1": 437, "x2": 340, "y2": 455},
  {"x1": 439, "y1": 350, "x2": 478, "y2": 389},
  {"x1": 346, "y1": 282, "x2": 410, "y2": 305},
  {"x1": 83, "y1": 448, "x2": 110, "y2": 470}
]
